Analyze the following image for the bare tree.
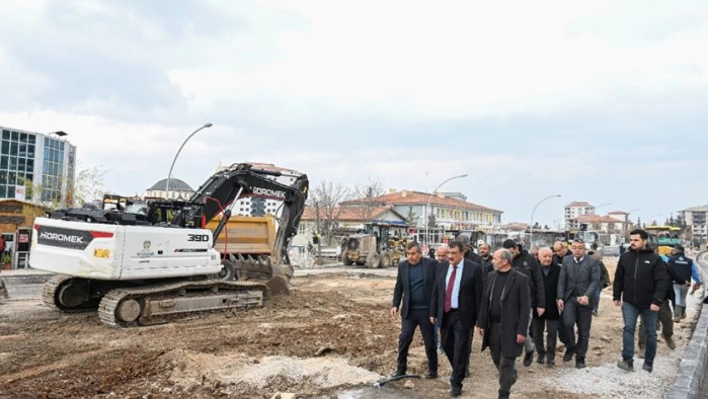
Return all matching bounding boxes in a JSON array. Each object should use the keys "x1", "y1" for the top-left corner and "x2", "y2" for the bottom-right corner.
[
  {"x1": 21, "y1": 164, "x2": 106, "y2": 208},
  {"x1": 352, "y1": 177, "x2": 386, "y2": 224},
  {"x1": 309, "y1": 180, "x2": 350, "y2": 245}
]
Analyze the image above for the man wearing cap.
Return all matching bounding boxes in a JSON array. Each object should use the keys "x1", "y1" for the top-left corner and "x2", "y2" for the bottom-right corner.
[
  {"x1": 668, "y1": 245, "x2": 702, "y2": 322},
  {"x1": 502, "y1": 239, "x2": 545, "y2": 368}
]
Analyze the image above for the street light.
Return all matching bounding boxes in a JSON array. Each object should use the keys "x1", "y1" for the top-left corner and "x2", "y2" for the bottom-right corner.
[
  {"x1": 424, "y1": 174, "x2": 468, "y2": 249},
  {"x1": 624, "y1": 208, "x2": 639, "y2": 236},
  {"x1": 594, "y1": 202, "x2": 611, "y2": 214},
  {"x1": 165, "y1": 123, "x2": 213, "y2": 199},
  {"x1": 529, "y1": 194, "x2": 561, "y2": 248}
]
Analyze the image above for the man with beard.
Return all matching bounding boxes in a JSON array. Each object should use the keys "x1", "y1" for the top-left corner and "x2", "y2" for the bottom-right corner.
[
  {"x1": 457, "y1": 234, "x2": 483, "y2": 266},
  {"x1": 479, "y1": 242, "x2": 494, "y2": 276},
  {"x1": 477, "y1": 248, "x2": 530, "y2": 399},
  {"x1": 614, "y1": 229, "x2": 667, "y2": 373},
  {"x1": 502, "y1": 239, "x2": 545, "y2": 368}
]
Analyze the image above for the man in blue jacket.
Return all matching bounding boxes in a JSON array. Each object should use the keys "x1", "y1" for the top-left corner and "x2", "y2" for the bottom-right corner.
[
  {"x1": 391, "y1": 241, "x2": 439, "y2": 378},
  {"x1": 668, "y1": 245, "x2": 702, "y2": 322}
]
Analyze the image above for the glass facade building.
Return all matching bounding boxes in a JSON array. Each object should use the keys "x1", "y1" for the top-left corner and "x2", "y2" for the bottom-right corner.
[{"x1": 0, "y1": 126, "x2": 76, "y2": 205}]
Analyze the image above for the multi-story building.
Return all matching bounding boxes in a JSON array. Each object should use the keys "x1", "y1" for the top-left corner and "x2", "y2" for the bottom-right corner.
[
  {"x1": 340, "y1": 189, "x2": 502, "y2": 243},
  {"x1": 679, "y1": 205, "x2": 708, "y2": 242},
  {"x1": 0, "y1": 126, "x2": 76, "y2": 206},
  {"x1": 565, "y1": 201, "x2": 596, "y2": 228}
]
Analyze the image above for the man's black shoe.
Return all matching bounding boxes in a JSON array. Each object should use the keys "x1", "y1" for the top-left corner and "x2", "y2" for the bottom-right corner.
[
  {"x1": 425, "y1": 371, "x2": 438, "y2": 379},
  {"x1": 523, "y1": 350, "x2": 534, "y2": 367},
  {"x1": 547, "y1": 359, "x2": 555, "y2": 367},
  {"x1": 563, "y1": 347, "x2": 576, "y2": 362},
  {"x1": 537, "y1": 353, "x2": 545, "y2": 364},
  {"x1": 391, "y1": 370, "x2": 405, "y2": 378},
  {"x1": 575, "y1": 360, "x2": 586, "y2": 369},
  {"x1": 451, "y1": 387, "x2": 462, "y2": 397},
  {"x1": 642, "y1": 362, "x2": 653, "y2": 373}
]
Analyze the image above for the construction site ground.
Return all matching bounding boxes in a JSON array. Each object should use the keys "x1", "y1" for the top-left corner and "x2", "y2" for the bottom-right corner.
[{"x1": 0, "y1": 256, "x2": 703, "y2": 399}]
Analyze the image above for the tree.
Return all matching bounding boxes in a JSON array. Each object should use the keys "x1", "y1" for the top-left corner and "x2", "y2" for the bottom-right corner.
[
  {"x1": 404, "y1": 206, "x2": 418, "y2": 227},
  {"x1": 427, "y1": 212, "x2": 438, "y2": 229},
  {"x1": 20, "y1": 164, "x2": 106, "y2": 208},
  {"x1": 351, "y1": 177, "x2": 386, "y2": 224},
  {"x1": 308, "y1": 180, "x2": 350, "y2": 245},
  {"x1": 543, "y1": 224, "x2": 550, "y2": 230},
  {"x1": 533, "y1": 222, "x2": 541, "y2": 229}
]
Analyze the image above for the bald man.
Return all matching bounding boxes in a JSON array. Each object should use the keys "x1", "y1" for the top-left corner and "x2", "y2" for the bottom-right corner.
[{"x1": 436, "y1": 245, "x2": 449, "y2": 263}]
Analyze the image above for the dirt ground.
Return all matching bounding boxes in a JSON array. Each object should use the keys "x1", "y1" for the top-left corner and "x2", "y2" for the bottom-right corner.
[{"x1": 0, "y1": 257, "x2": 699, "y2": 399}]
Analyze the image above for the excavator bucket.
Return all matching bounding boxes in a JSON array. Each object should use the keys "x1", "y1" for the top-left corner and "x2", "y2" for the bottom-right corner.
[{"x1": 231, "y1": 255, "x2": 294, "y2": 296}]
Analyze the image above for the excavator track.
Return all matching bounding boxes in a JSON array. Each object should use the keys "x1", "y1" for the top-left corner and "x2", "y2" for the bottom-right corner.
[
  {"x1": 43, "y1": 274, "x2": 100, "y2": 313},
  {"x1": 98, "y1": 279, "x2": 269, "y2": 328}
]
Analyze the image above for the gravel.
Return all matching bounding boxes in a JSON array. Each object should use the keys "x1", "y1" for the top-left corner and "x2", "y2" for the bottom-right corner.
[{"x1": 544, "y1": 284, "x2": 704, "y2": 398}]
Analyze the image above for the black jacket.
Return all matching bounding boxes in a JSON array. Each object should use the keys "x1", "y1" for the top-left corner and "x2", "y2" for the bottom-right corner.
[
  {"x1": 665, "y1": 265, "x2": 686, "y2": 303},
  {"x1": 477, "y1": 268, "x2": 531, "y2": 358},
  {"x1": 613, "y1": 248, "x2": 668, "y2": 309},
  {"x1": 479, "y1": 254, "x2": 494, "y2": 287},
  {"x1": 464, "y1": 250, "x2": 483, "y2": 266},
  {"x1": 430, "y1": 259, "x2": 484, "y2": 331},
  {"x1": 535, "y1": 263, "x2": 561, "y2": 320},
  {"x1": 552, "y1": 250, "x2": 572, "y2": 268},
  {"x1": 392, "y1": 257, "x2": 438, "y2": 319},
  {"x1": 668, "y1": 254, "x2": 696, "y2": 283},
  {"x1": 511, "y1": 250, "x2": 545, "y2": 309}
]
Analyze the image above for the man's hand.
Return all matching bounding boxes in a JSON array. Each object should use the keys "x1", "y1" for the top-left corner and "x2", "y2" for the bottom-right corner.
[
  {"x1": 577, "y1": 296, "x2": 589, "y2": 306},
  {"x1": 557, "y1": 299, "x2": 564, "y2": 312},
  {"x1": 430, "y1": 317, "x2": 437, "y2": 324},
  {"x1": 650, "y1": 304, "x2": 660, "y2": 312},
  {"x1": 516, "y1": 334, "x2": 526, "y2": 344},
  {"x1": 536, "y1": 307, "x2": 545, "y2": 317},
  {"x1": 390, "y1": 307, "x2": 398, "y2": 317},
  {"x1": 477, "y1": 327, "x2": 484, "y2": 337},
  {"x1": 614, "y1": 300, "x2": 622, "y2": 307}
]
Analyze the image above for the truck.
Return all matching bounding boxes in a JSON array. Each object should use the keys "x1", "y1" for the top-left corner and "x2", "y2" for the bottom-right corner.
[{"x1": 30, "y1": 163, "x2": 308, "y2": 327}]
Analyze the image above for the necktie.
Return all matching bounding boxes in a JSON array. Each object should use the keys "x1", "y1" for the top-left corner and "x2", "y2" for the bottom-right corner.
[
  {"x1": 444, "y1": 264, "x2": 458, "y2": 312},
  {"x1": 575, "y1": 257, "x2": 581, "y2": 263}
]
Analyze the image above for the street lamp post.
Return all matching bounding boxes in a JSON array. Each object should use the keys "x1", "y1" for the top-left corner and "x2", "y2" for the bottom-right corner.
[
  {"x1": 624, "y1": 208, "x2": 639, "y2": 236},
  {"x1": 165, "y1": 123, "x2": 213, "y2": 199},
  {"x1": 594, "y1": 202, "x2": 611, "y2": 214},
  {"x1": 529, "y1": 194, "x2": 561, "y2": 249},
  {"x1": 424, "y1": 174, "x2": 468, "y2": 250}
]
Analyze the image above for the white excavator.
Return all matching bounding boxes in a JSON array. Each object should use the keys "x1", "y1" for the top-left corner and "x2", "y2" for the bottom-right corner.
[{"x1": 29, "y1": 163, "x2": 308, "y2": 327}]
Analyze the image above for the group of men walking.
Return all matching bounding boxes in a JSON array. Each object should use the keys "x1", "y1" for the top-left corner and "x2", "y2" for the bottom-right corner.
[{"x1": 389, "y1": 229, "x2": 702, "y2": 398}]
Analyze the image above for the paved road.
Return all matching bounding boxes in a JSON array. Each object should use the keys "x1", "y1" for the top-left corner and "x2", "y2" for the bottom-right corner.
[{"x1": 697, "y1": 251, "x2": 708, "y2": 399}]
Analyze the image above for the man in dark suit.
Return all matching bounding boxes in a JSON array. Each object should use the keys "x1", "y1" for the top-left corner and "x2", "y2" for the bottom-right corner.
[
  {"x1": 533, "y1": 247, "x2": 562, "y2": 365},
  {"x1": 477, "y1": 248, "x2": 530, "y2": 399},
  {"x1": 430, "y1": 240, "x2": 483, "y2": 397},
  {"x1": 557, "y1": 238, "x2": 601, "y2": 369},
  {"x1": 391, "y1": 241, "x2": 439, "y2": 378}
]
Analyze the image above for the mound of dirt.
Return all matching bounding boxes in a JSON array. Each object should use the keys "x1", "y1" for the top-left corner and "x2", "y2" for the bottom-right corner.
[{"x1": 158, "y1": 349, "x2": 381, "y2": 391}]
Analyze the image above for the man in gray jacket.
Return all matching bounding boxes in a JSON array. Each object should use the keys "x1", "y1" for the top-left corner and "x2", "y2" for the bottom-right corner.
[{"x1": 557, "y1": 239, "x2": 601, "y2": 369}]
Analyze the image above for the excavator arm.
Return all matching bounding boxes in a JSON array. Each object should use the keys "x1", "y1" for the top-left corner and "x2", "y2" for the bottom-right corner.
[{"x1": 172, "y1": 163, "x2": 309, "y2": 263}]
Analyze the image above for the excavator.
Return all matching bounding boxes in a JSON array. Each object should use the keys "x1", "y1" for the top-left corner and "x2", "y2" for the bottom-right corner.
[{"x1": 29, "y1": 163, "x2": 308, "y2": 327}]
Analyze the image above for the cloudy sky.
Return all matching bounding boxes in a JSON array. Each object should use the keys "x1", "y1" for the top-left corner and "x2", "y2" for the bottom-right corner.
[{"x1": 1, "y1": 0, "x2": 706, "y2": 227}]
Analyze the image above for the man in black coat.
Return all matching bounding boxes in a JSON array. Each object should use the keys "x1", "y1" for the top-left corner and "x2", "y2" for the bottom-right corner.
[
  {"x1": 533, "y1": 247, "x2": 561, "y2": 365},
  {"x1": 613, "y1": 229, "x2": 668, "y2": 373},
  {"x1": 502, "y1": 239, "x2": 545, "y2": 367},
  {"x1": 430, "y1": 240, "x2": 483, "y2": 397},
  {"x1": 477, "y1": 248, "x2": 531, "y2": 399},
  {"x1": 391, "y1": 241, "x2": 439, "y2": 378},
  {"x1": 557, "y1": 238, "x2": 601, "y2": 369}
]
